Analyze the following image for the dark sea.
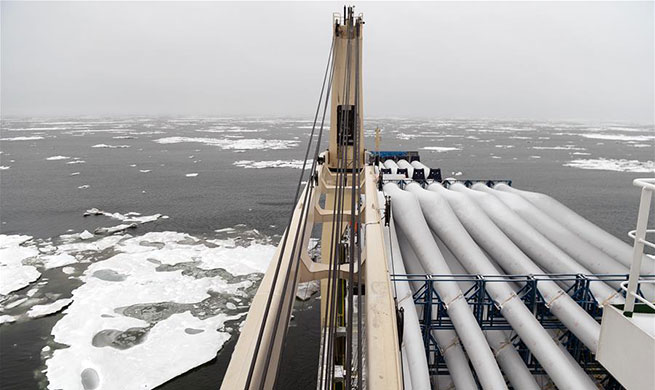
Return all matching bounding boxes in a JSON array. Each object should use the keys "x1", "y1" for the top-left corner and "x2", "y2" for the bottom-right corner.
[{"x1": 0, "y1": 117, "x2": 653, "y2": 389}]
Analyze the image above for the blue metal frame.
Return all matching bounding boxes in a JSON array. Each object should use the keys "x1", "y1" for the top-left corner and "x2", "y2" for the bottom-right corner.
[{"x1": 391, "y1": 273, "x2": 655, "y2": 385}]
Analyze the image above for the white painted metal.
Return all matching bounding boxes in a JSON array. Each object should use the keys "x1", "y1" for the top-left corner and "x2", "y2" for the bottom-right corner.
[
  {"x1": 396, "y1": 228, "x2": 480, "y2": 390},
  {"x1": 383, "y1": 216, "x2": 431, "y2": 389},
  {"x1": 433, "y1": 235, "x2": 540, "y2": 390},
  {"x1": 624, "y1": 178, "x2": 655, "y2": 315},
  {"x1": 427, "y1": 182, "x2": 602, "y2": 352},
  {"x1": 597, "y1": 305, "x2": 655, "y2": 390},
  {"x1": 405, "y1": 183, "x2": 597, "y2": 390},
  {"x1": 397, "y1": 159, "x2": 414, "y2": 178},
  {"x1": 384, "y1": 183, "x2": 509, "y2": 390},
  {"x1": 495, "y1": 183, "x2": 655, "y2": 275},
  {"x1": 410, "y1": 161, "x2": 430, "y2": 177},
  {"x1": 448, "y1": 183, "x2": 623, "y2": 305},
  {"x1": 383, "y1": 159, "x2": 399, "y2": 174}
]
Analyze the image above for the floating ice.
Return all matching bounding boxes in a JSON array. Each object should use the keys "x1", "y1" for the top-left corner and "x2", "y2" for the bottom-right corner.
[
  {"x1": 0, "y1": 166, "x2": 10, "y2": 170},
  {"x1": 422, "y1": 146, "x2": 461, "y2": 152},
  {"x1": 0, "y1": 235, "x2": 41, "y2": 295},
  {"x1": 139, "y1": 170, "x2": 151, "y2": 173},
  {"x1": 233, "y1": 159, "x2": 312, "y2": 169},
  {"x1": 578, "y1": 133, "x2": 655, "y2": 142},
  {"x1": 84, "y1": 208, "x2": 165, "y2": 225},
  {"x1": 564, "y1": 158, "x2": 655, "y2": 173},
  {"x1": 78, "y1": 185, "x2": 90, "y2": 189},
  {"x1": 533, "y1": 145, "x2": 586, "y2": 151},
  {"x1": 94, "y1": 224, "x2": 138, "y2": 235},
  {"x1": 67, "y1": 160, "x2": 86, "y2": 165},
  {"x1": 154, "y1": 136, "x2": 299, "y2": 150},
  {"x1": 296, "y1": 280, "x2": 320, "y2": 301},
  {"x1": 27, "y1": 298, "x2": 73, "y2": 318},
  {"x1": 92, "y1": 144, "x2": 130, "y2": 149},
  {"x1": 0, "y1": 136, "x2": 44, "y2": 141},
  {"x1": 45, "y1": 231, "x2": 274, "y2": 390},
  {"x1": 41, "y1": 253, "x2": 77, "y2": 269},
  {"x1": 186, "y1": 173, "x2": 199, "y2": 177},
  {"x1": 70, "y1": 172, "x2": 80, "y2": 176},
  {"x1": 0, "y1": 315, "x2": 16, "y2": 324},
  {"x1": 80, "y1": 230, "x2": 94, "y2": 240},
  {"x1": 46, "y1": 156, "x2": 70, "y2": 161}
]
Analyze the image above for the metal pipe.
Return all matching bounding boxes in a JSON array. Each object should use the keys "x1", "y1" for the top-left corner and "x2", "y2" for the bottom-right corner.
[
  {"x1": 494, "y1": 183, "x2": 655, "y2": 275},
  {"x1": 447, "y1": 183, "x2": 623, "y2": 306},
  {"x1": 383, "y1": 159, "x2": 399, "y2": 174},
  {"x1": 433, "y1": 235, "x2": 540, "y2": 390},
  {"x1": 410, "y1": 160, "x2": 430, "y2": 177},
  {"x1": 405, "y1": 183, "x2": 598, "y2": 390},
  {"x1": 478, "y1": 184, "x2": 632, "y2": 290},
  {"x1": 396, "y1": 228, "x2": 479, "y2": 390},
  {"x1": 384, "y1": 216, "x2": 432, "y2": 389},
  {"x1": 384, "y1": 183, "x2": 508, "y2": 390},
  {"x1": 427, "y1": 183, "x2": 602, "y2": 352},
  {"x1": 397, "y1": 159, "x2": 414, "y2": 178}
]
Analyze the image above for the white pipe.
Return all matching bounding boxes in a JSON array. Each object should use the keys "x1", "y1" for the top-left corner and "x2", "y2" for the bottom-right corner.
[
  {"x1": 411, "y1": 161, "x2": 431, "y2": 177},
  {"x1": 383, "y1": 159, "x2": 399, "y2": 174},
  {"x1": 477, "y1": 184, "x2": 633, "y2": 293},
  {"x1": 401, "y1": 345, "x2": 413, "y2": 390},
  {"x1": 495, "y1": 183, "x2": 655, "y2": 275},
  {"x1": 385, "y1": 218, "x2": 432, "y2": 389},
  {"x1": 447, "y1": 183, "x2": 623, "y2": 306},
  {"x1": 434, "y1": 236, "x2": 540, "y2": 390},
  {"x1": 397, "y1": 159, "x2": 414, "y2": 178},
  {"x1": 384, "y1": 183, "x2": 508, "y2": 390},
  {"x1": 396, "y1": 228, "x2": 479, "y2": 390},
  {"x1": 428, "y1": 183, "x2": 602, "y2": 352},
  {"x1": 405, "y1": 183, "x2": 598, "y2": 390}
]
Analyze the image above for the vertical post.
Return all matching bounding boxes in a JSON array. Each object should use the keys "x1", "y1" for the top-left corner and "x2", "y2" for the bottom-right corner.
[{"x1": 624, "y1": 185, "x2": 652, "y2": 317}]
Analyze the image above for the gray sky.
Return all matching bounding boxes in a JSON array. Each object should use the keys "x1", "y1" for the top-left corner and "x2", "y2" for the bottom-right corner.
[{"x1": 1, "y1": 1, "x2": 653, "y2": 122}]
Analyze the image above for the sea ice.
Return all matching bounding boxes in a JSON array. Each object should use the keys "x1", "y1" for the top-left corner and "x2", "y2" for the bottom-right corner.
[
  {"x1": 0, "y1": 315, "x2": 16, "y2": 324},
  {"x1": 154, "y1": 136, "x2": 299, "y2": 150},
  {"x1": 45, "y1": 231, "x2": 273, "y2": 390},
  {"x1": 296, "y1": 280, "x2": 320, "y2": 301},
  {"x1": 27, "y1": 298, "x2": 73, "y2": 318},
  {"x1": 233, "y1": 159, "x2": 312, "y2": 169},
  {"x1": 0, "y1": 166, "x2": 10, "y2": 170},
  {"x1": 422, "y1": 146, "x2": 461, "y2": 152},
  {"x1": 186, "y1": 173, "x2": 199, "y2": 177},
  {"x1": 41, "y1": 253, "x2": 77, "y2": 269},
  {"x1": 0, "y1": 235, "x2": 41, "y2": 295},
  {"x1": 94, "y1": 224, "x2": 138, "y2": 235},
  {"x1": 92, "y1": 144, "x2": 130, "y2": 149},
  {"x1": 46, "y1": 156, "x2": 70, "y2": 161},
  {"x1": 564, "y1": 158, "x2": 655, "y2": 173},
  {"x1": 0, "y1": 136, "x2": 44, "y2": 141},
  {"x1": 578, "y1": 133, "x2": 655, "y2": 142}
]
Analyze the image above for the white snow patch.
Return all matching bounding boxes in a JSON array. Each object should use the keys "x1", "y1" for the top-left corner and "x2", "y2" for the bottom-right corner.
[
  {"x1": 233, "y1": 159, "x2": 312, "y2": 169},
  {"x1": 564, "y1": 158, "x2": 655, "y2": 173},
  {"x1": 0, "y1": 315, "x2": 16, "y2": 324},
  {"x1": 27, "y1": 298, "x2": 73, "y2": 318},
  {"x1": 62, "y1": 267, "x2": 76, "y2": 275}
]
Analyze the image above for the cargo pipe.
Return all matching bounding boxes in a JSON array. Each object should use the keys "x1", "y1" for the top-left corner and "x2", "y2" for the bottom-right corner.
[{"x1": 405, "y1": 183, "x2": 598, "y2": 390}]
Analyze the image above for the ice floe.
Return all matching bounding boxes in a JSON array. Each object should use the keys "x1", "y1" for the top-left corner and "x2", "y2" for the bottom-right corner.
[
  {"x1": 0, "y1": 136, "x2": 44, "y2": 141},
  {"x1": 186, "y1": 173, "x2": 199, "y2": 177},
  {"x1": 92, "y1": 144, "x2": 130, "y2": 149},
  {"x1": 84, "y1": 208, "x2": 166, "y2": 225},
  {"x1": 532, "y1": 145, "x2": 586, "y2": 151},
  {"x1": 578, "y1": 133, "x2": 655, "y2": 142},
  {"x1": 41, "y1": 253, "x2": 78, "y2": 269},
  {"x1": 0, "y1": 315, "x2": 16, "y2": 324},
  {"x1": 78, "y1": 185, "x2": 90, "y2": 189},
  {"x1": 46, "y1": 156, "x2": 71, "y2": 161},
  {"x1": 27, "y1": 298, "x2": 73, "y2": 318},
  {"x1": 564, "y1": 158, "x2": 655, "y2": 173},
  {"x1": 233, "y1": 159, "x2": 312, "y2": 169},
  {"x1": 45, "y1": 230, "x2": 274, "y2": 389},
  {"x1": 422, "y1": 146, "x2": 461, "y2": 152},
  {"x1": 0, "y1": 235, "x2": 41, "y2": 295},
  {"x1": 67, "y1": 160, "x2": 86, "y2": 165},
  {"x1": 0, "y1": 166, "x2": 10, "y2": 170},
  {"x1": 154, "y1": 136, "x2": 299, "y2": 150}
]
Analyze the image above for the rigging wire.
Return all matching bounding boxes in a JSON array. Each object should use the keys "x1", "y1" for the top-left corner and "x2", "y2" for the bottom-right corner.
[{"x1": 244, "y1": 37, "x2": 335, "y2": 390}]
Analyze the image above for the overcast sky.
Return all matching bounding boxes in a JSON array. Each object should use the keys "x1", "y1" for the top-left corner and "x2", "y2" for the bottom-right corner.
[{"x1": 1, "y1": 1, "x2": 653, "y2": 122}]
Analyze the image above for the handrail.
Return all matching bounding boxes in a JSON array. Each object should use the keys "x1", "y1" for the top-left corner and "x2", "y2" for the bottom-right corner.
[{"x1": 620, "y1": 280, "x2": 655, "y2": 311}]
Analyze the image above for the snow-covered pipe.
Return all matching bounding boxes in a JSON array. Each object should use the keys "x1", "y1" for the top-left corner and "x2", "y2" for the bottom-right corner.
[
  {"x1": 397, "y1": 228, "x2": 479, "y2": 390},
  {"x1": 384, "y1": 183, "x2": 508, "y2": 390},
  {"x1": 384, "y1": 218, "x2": 431, "y2": 389},
  {"x1": 477, "y1": 184, "x2": 630, "y2": 285},
  {"x1": 434, "y1": 236, "x2": 540, "y2": 390},
  {"x1": 447, "y1": 183, "x2": 623, "y2": 306},
  {"x1": 397, "y1": 159, "x2": 414, "y2": 178},
  {"x1": 428, "y1": 183, "x2": 602, "y2": 352},
  {"x1": 405, "y1": 183, "x2": 598, "y2": 390},
  {"x1": 495, "y1": 183, "x2": 655, "y2": 275},
  {"x1": 383, "y1": 159, "x2": 399, "y2": 174}
]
